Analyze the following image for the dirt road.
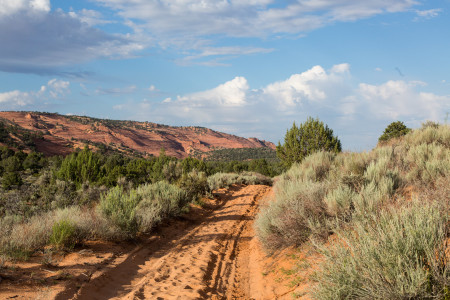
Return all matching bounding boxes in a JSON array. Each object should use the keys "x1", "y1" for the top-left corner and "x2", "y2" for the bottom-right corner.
[{"x1": 57, "y1": 184, "x2": 271, "y2": 300}]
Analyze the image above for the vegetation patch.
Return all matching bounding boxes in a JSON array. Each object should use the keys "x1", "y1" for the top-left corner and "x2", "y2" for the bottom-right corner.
[{"x1": 255, "y1": 122, "x2": 449, "y2": 299}]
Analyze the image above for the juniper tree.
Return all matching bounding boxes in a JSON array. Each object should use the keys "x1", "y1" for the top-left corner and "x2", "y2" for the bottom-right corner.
[
  {"x1": 276, "y1": 117, "x2": 342, "y2": 168},
  {"x1": 378, "y1": 121, "x2": 411, "y2": 143}
]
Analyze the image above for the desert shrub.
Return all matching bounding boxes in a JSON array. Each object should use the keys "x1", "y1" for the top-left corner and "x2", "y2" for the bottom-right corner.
[
  {"x1": 50, "y1": 179, "x2": 79, "y2": 209},
  {"x1": 162, "y1": 160, "x2": 182, "y2": 182},
  {"x1": 0, "y1": 213, "x2": 53, "y2": 259},
  {"x1": 207, "y1": 171, "x2": 272, "y2": 191},
  {"x1": 177, "y1": 169, "x2": 209, "y2": 202},
  {"x1": 99, "y1": 186, "x2": 140, "y2": 237},
  {"x1": 422, "y1": 120, "x2": 441, "y2": 129},
  {"x1": 255, "y1": 179, "x2": 328, "y2": 250},
  {"x1": 207, "y1": 173, "x2": 240, "y2": 191},
  {"x1": 326, "y1": 152, "x2": 369, "y2": 190},
  {"x1": 135, "y1": 182, "x2": 188, "y2": 232},
  {"x1": 298, "y1": 151, "x2": 335, "y2": 182},
  {"x1": 313, "y1": 198, "x2": 449, "y2": 300},
  {"x1": 351, "y1": 180, "x2": 388, "y2": 218},
  {"x1": 238, "y1": 171, "x2": 272, "y2": 186},
  {"x1": 405, "y1": 143, "x2": 450, "y2": 185},
  {"x1": 340, "y1": 173, "x2": 365, "y2": 192},
  {"x1": 55, "y1": 206, "x2": 126, "y2": 241},
  {"x1": 77, "y1": 182, "x2": 107, "y2": 206},
  {"x1": 49, "y1": 219, "x2": 77, "y2": 250},
  {"x1": 404, "y1": 124, "x2": 450, "y2": 147},
  {"x1": 324, "y1": 185, "x2": 356, "y2": 218}
]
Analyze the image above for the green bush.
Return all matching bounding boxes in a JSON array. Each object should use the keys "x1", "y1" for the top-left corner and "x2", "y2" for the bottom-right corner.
[
  {"x1": 276, "y1": 117, "x2": 341, "y2": 168},
  {"x1": 238, "y1": 171, "x2": 272, "y2": 186},
  {"x1": 207, "y1": 173, "x2": 240, "y2": 191},
  {"x1": 2, "y1": 171, "x2": 22, "y2": 190},
  {"x1": 177, "y1": 169, "x2": 209, "y2": 202},
  {"x1": 135, "y1": 182, "x2": 188, "y2": 232},
  {"x1": 378, "y1": 120, "x2": 411, "y2": 142},
  {"x1": 49, "y1": 220, "x2": 77, "y2": 250},
  {"x1": 313, "y1": 198, "x2": 449, "y2": 299},
  {"x1": 99, "y1": 186, "x2": 140, "y2": 237},
  {"x1": 405, "y1": 143, "x2": 450, "y2": 184},
  {"x1": 324, "y1": 185, "x2": 355, "y2": 218},
  {"x1": 207, "y1": 172, "x2": 272, "y2": 191}
]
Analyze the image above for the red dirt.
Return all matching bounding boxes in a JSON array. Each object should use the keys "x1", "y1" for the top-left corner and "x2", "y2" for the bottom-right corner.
[
  {"x1": 0, "y1": 185, "x2": 320, "y2": 299},
  {"x1": 0, "y1": 112, "x2": 275, "y2": 158}
]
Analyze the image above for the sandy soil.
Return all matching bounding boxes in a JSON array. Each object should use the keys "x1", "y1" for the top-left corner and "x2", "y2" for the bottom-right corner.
[{"x1": 0, "y1": 185, "x2": 318, "y2": 299}]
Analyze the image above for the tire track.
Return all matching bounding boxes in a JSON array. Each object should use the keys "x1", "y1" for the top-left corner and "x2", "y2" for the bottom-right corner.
[{"x1": 62, "y1": 185, "x2": 270, "y2": 300}]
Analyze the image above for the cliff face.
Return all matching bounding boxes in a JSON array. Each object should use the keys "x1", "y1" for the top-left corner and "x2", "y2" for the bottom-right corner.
[{"x1": 0, "y1": 112, "x2": 275, "y2": 158}]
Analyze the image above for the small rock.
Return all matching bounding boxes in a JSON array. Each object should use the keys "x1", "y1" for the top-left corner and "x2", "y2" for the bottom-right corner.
[{"x1": 184, "y1": 285, "x2": 193, "y2": 290}]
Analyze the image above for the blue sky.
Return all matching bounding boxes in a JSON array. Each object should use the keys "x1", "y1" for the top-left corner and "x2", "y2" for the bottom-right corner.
[{"x1": 0, "y1": 0, "x2": 449, "y2": 150}]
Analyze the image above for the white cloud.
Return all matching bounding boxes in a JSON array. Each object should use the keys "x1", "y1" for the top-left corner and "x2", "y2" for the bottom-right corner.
[
  {"x1": 92, "y1": 0, "x2": 419, "y2": 63},
  {"x1": 331, "y1": 63, "x2": 351, "y2": 73},
  {"x1": 358, "y1": 80, "x2": 445, "y2": 120},
  {"x1": 0, "y1": 79, "x2": 70, "y2": 109},
  {"x1": 68, "y1": 9, "x2": 112, "y2": 26},
  {"x1": 114, "y1": 63, "x2": 449, "y2": 150},
  {"x1": 177, "y1": 76, "x2": 249, "y2": 107},
  {"x1": 0, "y1": 2, "x2": 142, "y2": 75},
  {"x1": 263, "y1": 64, "x2": 350, "y2": 107},
  {"x1": 0, "y1": 90, "x2": 33, "y2": 107},
  {"x1": 178, "y1": 46, "x2": 274, "y2": 66},
  {"x1": 0, "y1": 0, "x2": 50, "y2": 16},
  {"x1": 414, "y1": 8, "x2": 442, "y2": 20},
  {"x1": 95, "y1": 0, "x2": 417, "y2": 37},
  {"x1": 47, "y1": 79, "x2": 70, "y2": 98}
]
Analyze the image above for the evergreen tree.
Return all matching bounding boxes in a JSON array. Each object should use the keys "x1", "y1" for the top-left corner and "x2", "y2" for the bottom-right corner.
[
  {"x1": 2, "y1": 171, "x2": 22, "y2": 189},
  {"x1": 378, "y1": 121, "x2": 411, "y2": 142},
  {"x1": 23, "y1": 151, "x2": 44, "y2": 173},
  {"x1": 276, "y1": 117, "x2": 341, "y2": 167}
]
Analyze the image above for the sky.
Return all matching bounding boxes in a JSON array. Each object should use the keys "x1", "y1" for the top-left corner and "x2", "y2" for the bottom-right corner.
[{"x1": 0, "y1": 0, "x2": 449, "y2": 151}]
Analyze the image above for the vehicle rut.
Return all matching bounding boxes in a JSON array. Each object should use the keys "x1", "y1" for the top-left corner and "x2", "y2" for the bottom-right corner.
[{"x1": 60, "y1": 184, "x2": 270, "y2": 300}]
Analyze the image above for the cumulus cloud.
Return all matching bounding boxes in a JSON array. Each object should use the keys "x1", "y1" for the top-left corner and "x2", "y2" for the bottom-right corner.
[
  {"x1": 0, "y1": 0, "x2": 142, "y2": 75},
  {"x1": 114, "y1": 63, "x2": 449, "y2": 150},
  {"x1": 358, "y1": 80, "x2": 444, "y2": 120},
  {"x1": 178, "y1": 76, "x2": 249, "y2": 107},
  {"x1": 0, "y1": 79, "x2": 70, "y2": 109}
]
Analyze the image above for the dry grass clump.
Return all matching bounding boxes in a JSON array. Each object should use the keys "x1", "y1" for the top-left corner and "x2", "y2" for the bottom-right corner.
[{"x1": 0, "y1": 206, "x2": 122, "y2": 259}]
